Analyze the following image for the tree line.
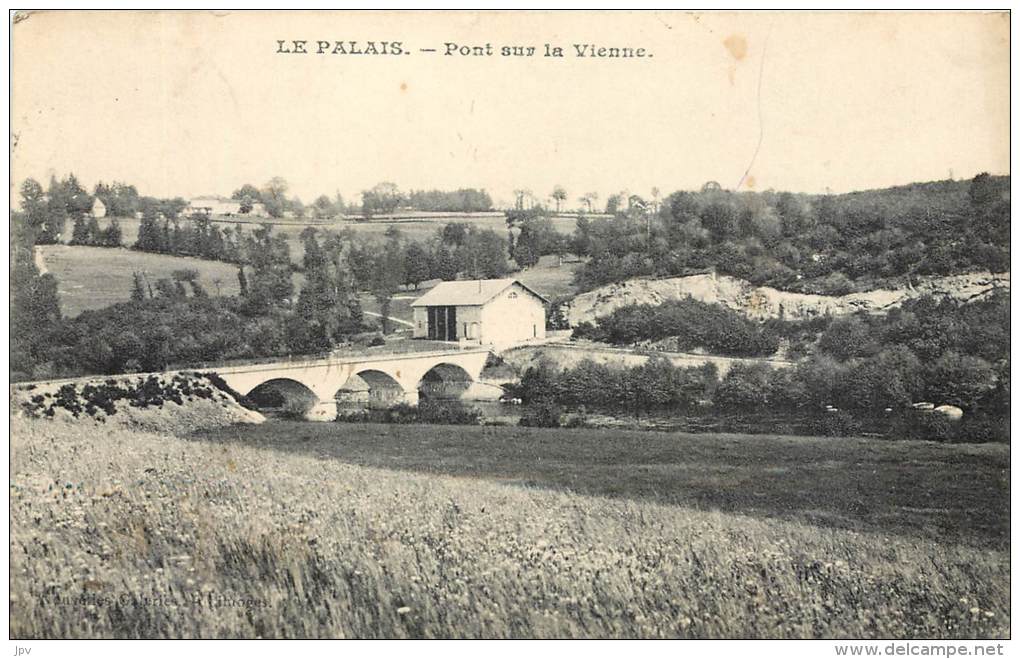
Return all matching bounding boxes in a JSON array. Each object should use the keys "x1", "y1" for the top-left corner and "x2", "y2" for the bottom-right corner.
[
  {"x1": 517, "y1": 291, "x2": 1008, "y2": 440},
  {"x1": 571, "y1": 174, "x2": 1010, "y2": 295},
  {"x1": 360, "y1": 182, "x2": 494, "y2": 216}
]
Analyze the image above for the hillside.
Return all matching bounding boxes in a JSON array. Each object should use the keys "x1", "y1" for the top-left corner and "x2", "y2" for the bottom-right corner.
[
  {"x1": 35, "y1": 245, "x2": 259, "y2": 317},
  {"x1": 566, "y1": 270, "x2": 1010, "y2": 325}
]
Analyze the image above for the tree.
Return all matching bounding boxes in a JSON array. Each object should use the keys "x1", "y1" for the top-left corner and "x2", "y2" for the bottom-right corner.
[
  {"x1": 430, "y1": 244, "x2": 459, "y2": 281},
  {"x1": 42, "y1": 176, "x2": 70, "y2": 243},
  {"x1": 512, "y1": 230, "x2": 541, "y2": 268},
  {"x1": 237, "y1": 265, "x2": 249, "y2": 297},
  {"x1": 551, "y1": 186, "x2": 568, "y2": 213},
  {"x1": 512, "y1": 217, "x2": 560, "y2": 269},
  {"x1": 19, "y1": 178, "x2": 46, "y2": 231},
  {"x1": 103, "y1": 219, "x2": 123, "y2": 247},
  {"x1": 714, "y1": 362, "x2": 774, "y2": 409},
  {"x1": 925, "y1": 351, "x2": 998, "y2": 410},
  {"x1": 64, "y1": 174, "x2": 93, "y2": 216},
  {"x1": 626, "y1": 356, "x2": 683, "y2": 415},
  {"x1": 361, "y1": 182, "x2": 403, "y2": 216},
  {"x1": 135, "y1": 209, "x2": 164, "y2": 252},
  {"x1": 844, "y1": 346, "x2": 923, "y2": 410},
  {"x1": 161, "y1": 197, "x2": 189, "y2": 220},
  {"x1": 699, "y1": 198, "x2": 739, "y2": 240},
  {"x1": 968, "y1": 172, "x2": 1003, "y2": 207},
  {"x1": 818, "y1": 315, "x2": 876, "y2": 361},
  {"x1": 85, "y1": 216, "x2": 102, "y2": 245},
  {"x1": 403, "y1": 242, "x2": 431, "y2": 289},
  {"x1": 94, "y1": 181, "x2": 139, "y2": 217},
  {"x1": 579, "y1": 192, "x2": 598, "y2": 214},
  {"x1": 260, "y1": 177, "x2": 289, "y2": 218},
  {"x1": 459, "y1": 227, "x2": 511, "y2": 278},
  {"x1": 246, "y1": 224, "x2": 293, "y2": 310},
  {"x1": 441, "y1": 222, "x2": 468, "y2": 246},
  {"x1": 312, "y1": 194, "x2": 335, "y2": 220},
  {"x1": 131, "y1": 272, "x2": 147, "y2": 301},
  {"x1": 519, "y1": 360, "x2": 560, "y2": 404},
  {"x1": 70, "y1": 215, "x2": 90, "y2": 245},
  {"x1": 231, "y1": 184, "x2": 262, "y2": 206},
  {"x1": 369, "y1": 233, "x2": 406, "y2": 333},
  {"x1": 605, "y1": 193, "x2": 622, "y2": 215},
  {"x1": 11, "y1": 235, "x2": 63, "y2": 378},
  {"x1": 154, "y1": 278, "x2": 180, "y2": 299}
]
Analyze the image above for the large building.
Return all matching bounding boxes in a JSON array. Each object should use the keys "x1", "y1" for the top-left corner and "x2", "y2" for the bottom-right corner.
[{"x1": 411, "y1": 279, "x2": 548, "y2": 346}]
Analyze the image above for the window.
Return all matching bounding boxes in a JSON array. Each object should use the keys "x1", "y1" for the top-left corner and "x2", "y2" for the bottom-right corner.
[{"x1": 508, "y1": 292, "x2": 518, "y2": 299}]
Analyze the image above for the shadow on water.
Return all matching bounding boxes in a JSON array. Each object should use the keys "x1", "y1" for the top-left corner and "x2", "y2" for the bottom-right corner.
[{"x1": 188, "y1": 420, "x2": 1010, "y2": 550}]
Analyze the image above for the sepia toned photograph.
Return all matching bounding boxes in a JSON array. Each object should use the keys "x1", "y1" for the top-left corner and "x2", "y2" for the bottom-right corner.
[{"x1": 7, "y1": 8, "x2": 1011, "y2": 646}]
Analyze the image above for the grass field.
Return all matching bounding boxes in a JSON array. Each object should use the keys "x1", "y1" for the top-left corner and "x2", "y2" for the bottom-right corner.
[
  {"x1": 10, "y1": 418, "x2": 1009, "y2": 638},
  {"x1": 195, "y1": 422, "x2": 1010, "y2": 548},
  {"x1": 36, "y1": 245, "x2": 248, "y2": 316}
]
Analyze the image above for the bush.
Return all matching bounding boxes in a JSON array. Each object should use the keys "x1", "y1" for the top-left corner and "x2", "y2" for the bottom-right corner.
[
  {"x1": 814, "y1": 411, "x2": 863, "y2": 438},
  {"x1": 416, "y1": 399, "x2": 481, "y2": 425},
  {"x1": 714, "y1": 363, "x2": 773, "y2": 409},
  {"x1": 335, "y1": 400, "x2": 480, "y2": 426},
  {"x1": 278, "y1": 399, "x2": 311, "y2": 421},
  {"x1": 519, "y1": 401, "x2": 564, "y2": 428},
  {"x1": 893, "y1": 412, "x2": 957, "y2": 442},
  {"x1": 957, "y1": 412, "x2": 1010, "y2": 444}
]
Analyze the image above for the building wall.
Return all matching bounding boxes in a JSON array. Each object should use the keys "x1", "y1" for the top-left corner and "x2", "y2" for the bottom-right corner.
[
  {"x1": 454, "y1": 305, "x2": 483, "y2": 340},
  {"x1": 413, "y1": 305, "x2": 483, "y2": 340},
  {"x1": 412, "y1": 307, "x2": 428, "y2": 338},
  {"x1": 479, "y1": 283, "x2": 546, "y2": 346},
  {"x1": 412, "y1": 282, "x2": 546, "y2": 345}
]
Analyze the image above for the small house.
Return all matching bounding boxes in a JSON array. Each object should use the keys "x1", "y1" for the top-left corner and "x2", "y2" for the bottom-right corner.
[
  {"x1": 411, "y1": 279, "x2": 548, "y2": 346},
  {"x1": 90, "y1": 198, "x2": 107, "y2": 218}
]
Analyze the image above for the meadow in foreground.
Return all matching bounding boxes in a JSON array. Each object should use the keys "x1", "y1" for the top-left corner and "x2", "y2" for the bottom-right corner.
[
  {"x1": 197, "y1": 421, "x2": 1010, "y2": 548},
  {"x1": 10, "y1": 418, "x2": 1008, "y2": 639}
]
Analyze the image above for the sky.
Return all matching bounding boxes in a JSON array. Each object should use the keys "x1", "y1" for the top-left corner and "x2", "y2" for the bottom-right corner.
[{"x1": 11, "y1": 10, "x2": 1010, "y2": 209}]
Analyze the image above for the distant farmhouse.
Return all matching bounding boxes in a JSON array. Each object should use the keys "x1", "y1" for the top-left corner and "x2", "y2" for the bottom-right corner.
[
  {"x1": 90, "y1": 198, "x2": 107, "y2": 218},
  {"x1": 411, "y1": 278, "x2": 547, "y2": 346},
  {"x1": 184, "y1": 196, "x2": 269, "y2": 218}
]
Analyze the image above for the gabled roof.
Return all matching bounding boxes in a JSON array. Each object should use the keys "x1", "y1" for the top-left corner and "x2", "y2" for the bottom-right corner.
[{"x1": 411, "y1": 278, "x2": 549, "y2": 307}]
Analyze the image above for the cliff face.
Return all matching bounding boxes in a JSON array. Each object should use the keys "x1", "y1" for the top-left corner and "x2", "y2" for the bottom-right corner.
[{"x1": 566, "y1": 271, "x2": 1010, "y2": 325}]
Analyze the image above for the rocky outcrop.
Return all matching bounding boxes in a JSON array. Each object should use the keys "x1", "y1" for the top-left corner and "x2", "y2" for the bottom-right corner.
[{"x1": 566, "y1": 271, "x2": 1010, "y2": 325}]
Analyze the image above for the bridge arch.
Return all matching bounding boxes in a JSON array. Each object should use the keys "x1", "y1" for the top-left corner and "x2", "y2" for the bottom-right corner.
[
  {"x1": 246, "y1": 378, "x2": 319, "y2": 416},
  {"x1": 336, "y1": 369, "x2": 408, "y2": 409},
  {"x1": 417, "y1": 362, "x2": 474, "y2": 401}
]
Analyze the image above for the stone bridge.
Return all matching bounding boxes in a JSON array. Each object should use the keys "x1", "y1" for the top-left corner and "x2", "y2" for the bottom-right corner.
[{"x1": 213, "y1": 348, "x2": 493, "y2": 419}]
